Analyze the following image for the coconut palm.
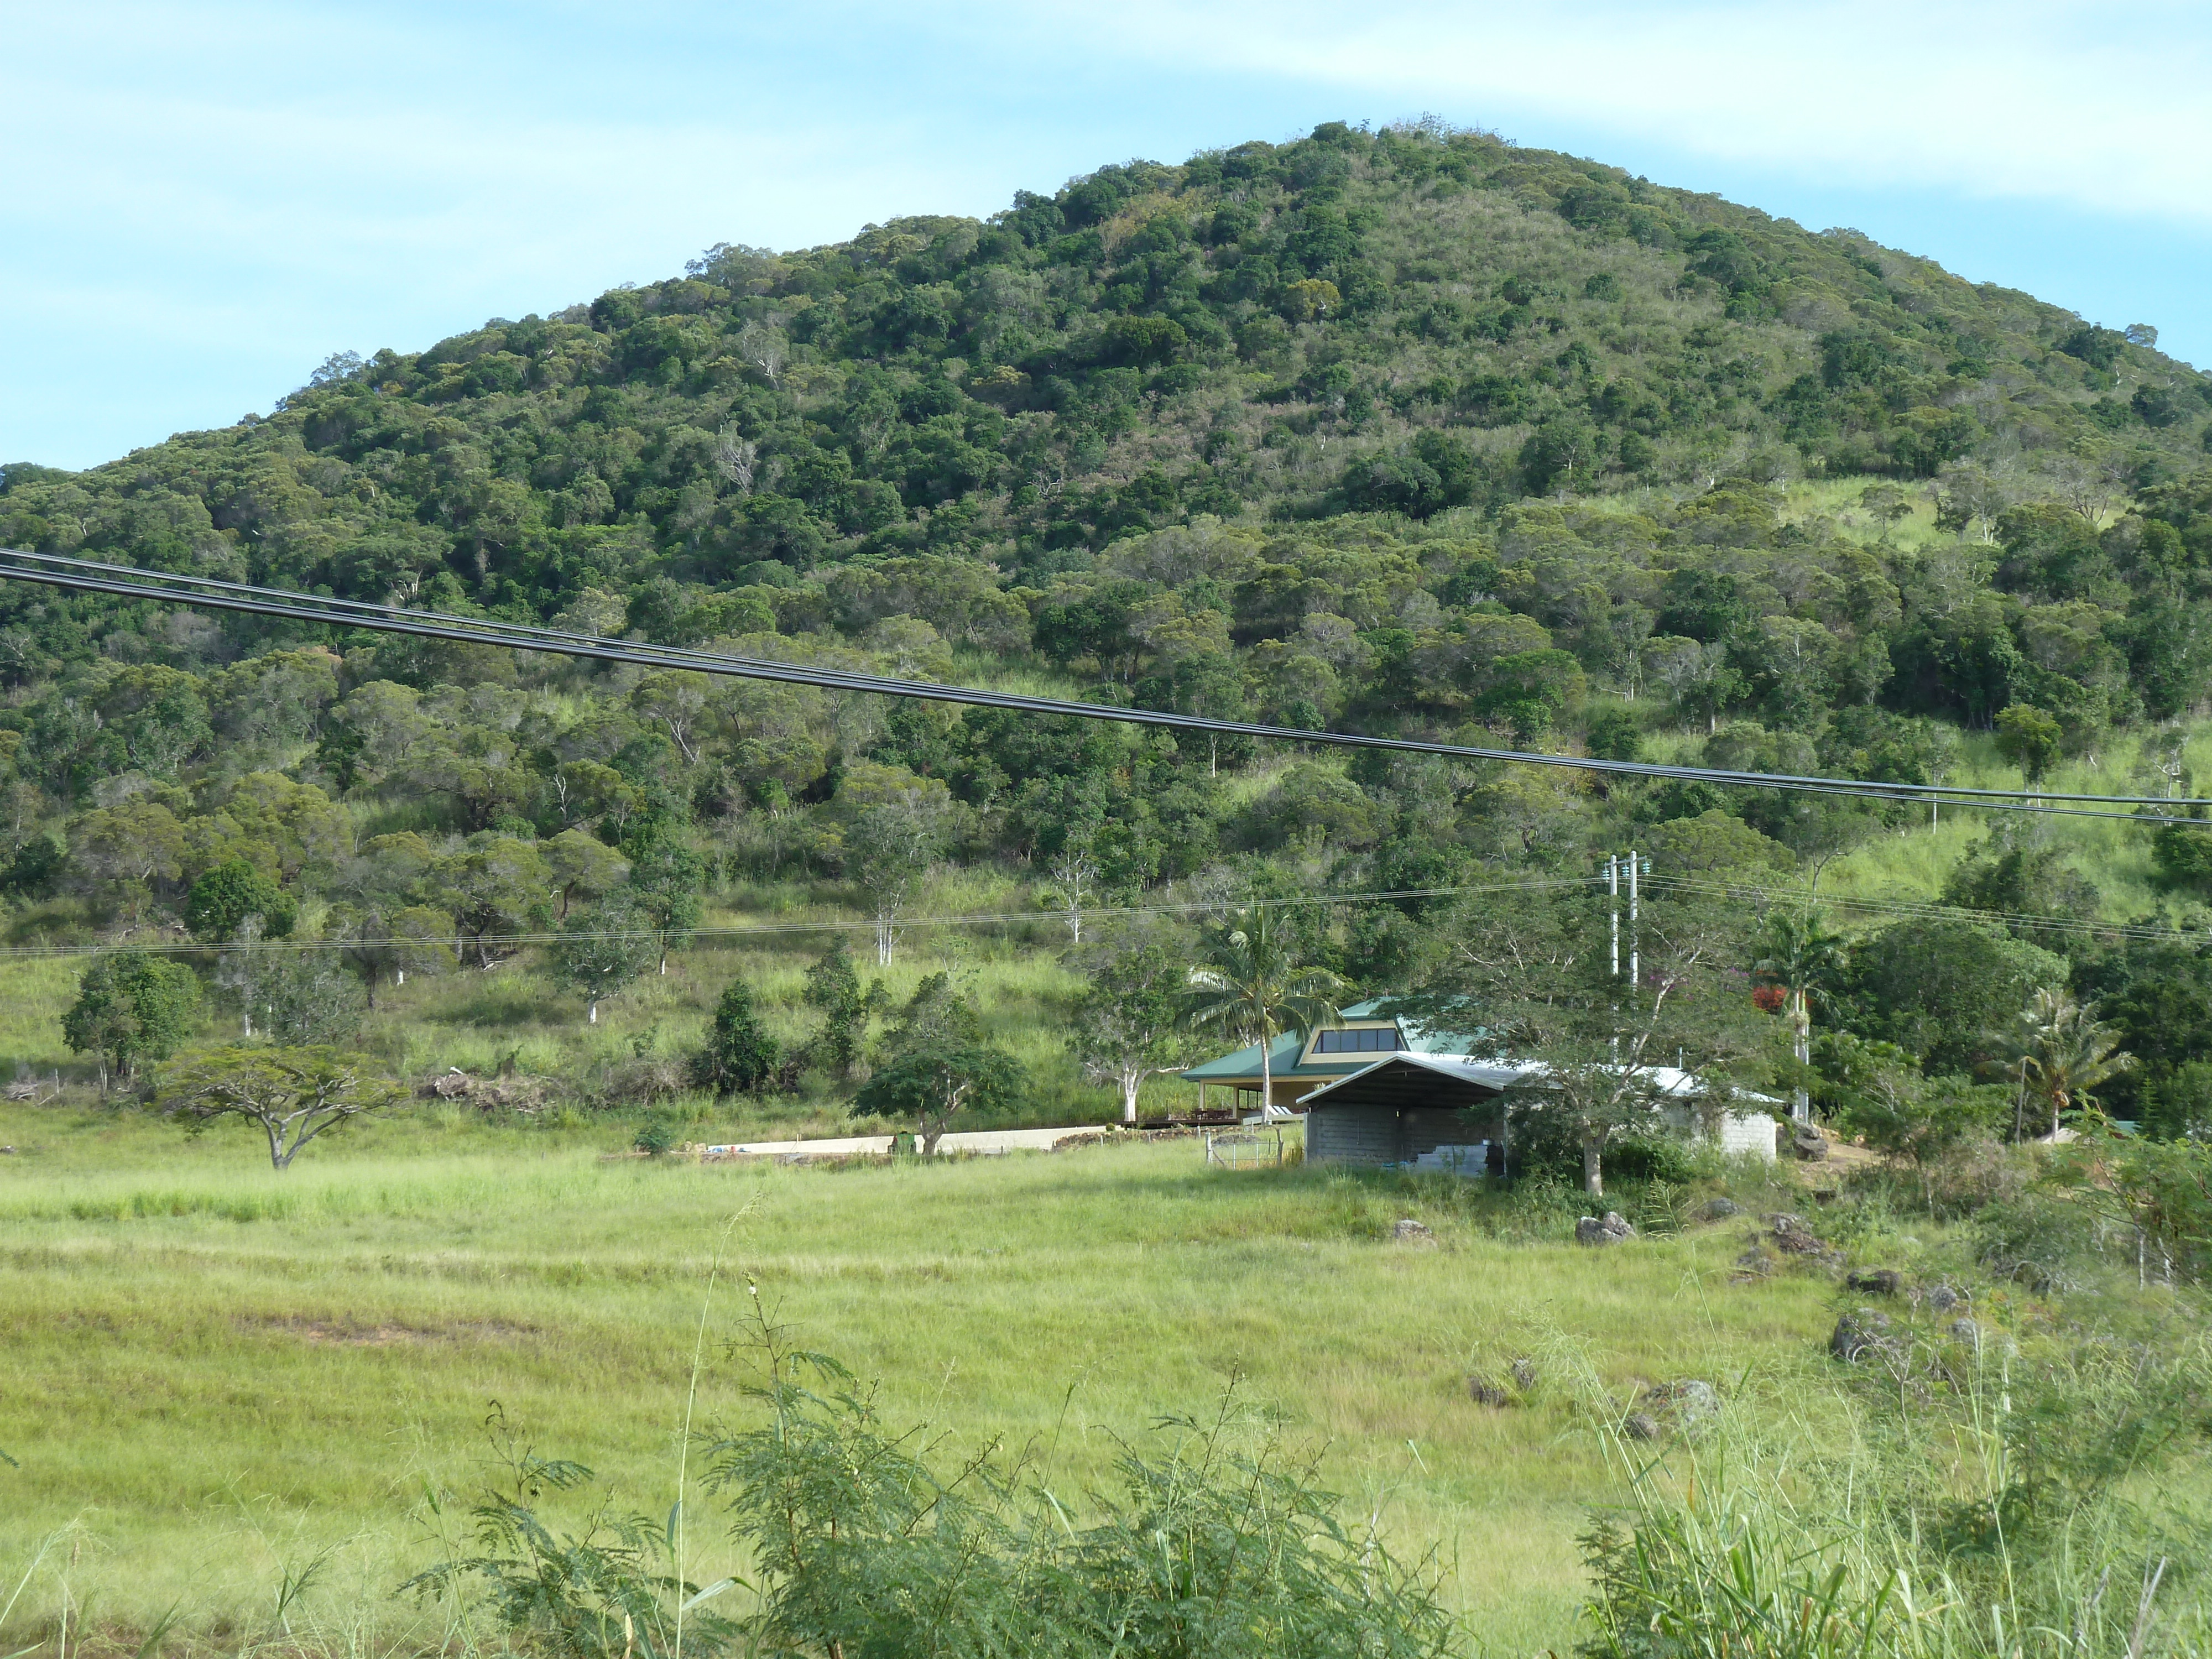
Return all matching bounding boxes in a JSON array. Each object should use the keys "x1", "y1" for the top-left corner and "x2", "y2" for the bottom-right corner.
[
  {"x1": 1752, "y1": 911, "x2": 1846, "y2": 1123},
  {"x1": 1987, "y1": 988, "x2": 2133, "y2": 1140},
  {"x1": 1182, "y1": 906, "x2": 1347, "y2": 1120}
]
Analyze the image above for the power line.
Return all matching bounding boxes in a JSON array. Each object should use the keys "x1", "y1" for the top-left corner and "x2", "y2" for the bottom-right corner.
[{"x1": 0, "y1": 549, "x2": 2200, "y2": 823}]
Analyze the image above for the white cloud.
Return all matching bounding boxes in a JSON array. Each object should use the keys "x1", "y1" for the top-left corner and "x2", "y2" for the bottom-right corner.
[{"x1": 1001, "y1": 0, "x2": 2212, "y2": 227}]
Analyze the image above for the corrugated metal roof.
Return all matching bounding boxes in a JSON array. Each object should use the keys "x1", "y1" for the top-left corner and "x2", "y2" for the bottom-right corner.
[{"x1": 1176, "y1": 999, "x2": 1487, "y2": 1083}]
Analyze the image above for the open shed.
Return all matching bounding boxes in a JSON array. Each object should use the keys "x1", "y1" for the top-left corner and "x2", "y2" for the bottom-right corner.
[
  {"x1": 1300, "y1": 1054, "x2": 1512, "y2": 1168},
  {"x1": 1300, "y1": 1054, "x2": 1780, "y2": 1169}
]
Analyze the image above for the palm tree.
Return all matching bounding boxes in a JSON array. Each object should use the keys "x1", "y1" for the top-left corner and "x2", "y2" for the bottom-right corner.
[
  {"x1": 1752, "y1": 911, "x2": 1846, "y2": 1124},
  {"x1": 1182, "y1": 907, "x2": 1348, "y2": 1120},
  {"x1": 1987, "y1": 988, "x2": 2133, "y2": 1140}
]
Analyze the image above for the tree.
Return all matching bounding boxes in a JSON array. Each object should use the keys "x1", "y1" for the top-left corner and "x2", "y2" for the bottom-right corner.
[
  {"x1": 1181, "y1": 907, "x2": 1347, "y2": 1121},
  {"x1": 327, "y1": 901, "x2": 452, "y2": 1008},
  {"x1": 428, "y1": 833, "x2": 552, "y2": 969},
  {"x1": 1752, "y1": 911, "x2": 1845, "y2": 1123},
  {"x1": 854, "y1": 1038, "x2": 1025, "y2": 1155},
  {"x1": 69, "y1": 800, "x2": 187, "y2": 920},
  {"x1": 1816, "y1": 1033, "x2": 2008, "y2": 1209},
  {"x1": 552, "y1": 896, "x2": 658, "y2": 1024},
  {"x1": 1397, "y1": 885, "x2": 1762, "y2": 1197},
  {"x1": 854, "y1": 974, "x2": 1025, "y2": 1152},
  {"x1": 689, "y1": 978, "x2": 781, "y2": 1097},
  {"x1": 1986, "y1": 987, "x2": 2134, "y2": 1140},
  {"x1": 542, "y1": 830, "x2": 629, "y2": 919},
  {"x1": 1838, "y1": 919, "x2": 2069, "y2": 1077},
  {"x1": 217, "y1": 928, "x2": 366, "y2": 1044},
  {"x1": 61, "y1": 951, "x2": 200, "y2": 1087},
  {"x1": 623, "y1": 820, "x2": 705, "y2": 974},
  {"x1": 185, "y1": 857, "x2": 298, "y2": 942},
  {"x1": 1993, "y1": 703, "x2": 2062, "y2": 792},
  {"x1": 1039, "y1": 847, "x2": 1100, "y2": 944},
  {"x1": 846, "y1": 796, "x2": 944, "y2": 965},
  {"x1": 803, "y1": 940, "x2": 875, "y2": 1079},
  {"x1": 1070, "y1": 935, "x2": 1193, "y2": 1123},
  {"x1": 156, "y1": 1046, "x2": 403, "y2": 1171}
]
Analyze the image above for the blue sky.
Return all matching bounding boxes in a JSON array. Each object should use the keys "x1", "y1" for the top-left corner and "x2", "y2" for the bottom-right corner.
[{"x1": 6, "y1": 0, "x2": 2209, "y2": 471}]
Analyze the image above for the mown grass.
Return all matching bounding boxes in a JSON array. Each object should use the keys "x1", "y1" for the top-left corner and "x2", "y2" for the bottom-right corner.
[{"x1": 0, "y1": 1104, "x2": 1849, "y2": 1654}]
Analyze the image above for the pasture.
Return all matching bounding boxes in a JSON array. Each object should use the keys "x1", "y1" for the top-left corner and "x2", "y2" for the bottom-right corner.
[{"x1": 0, "y1": 1105, "x2": 1847, "y2": 1654}]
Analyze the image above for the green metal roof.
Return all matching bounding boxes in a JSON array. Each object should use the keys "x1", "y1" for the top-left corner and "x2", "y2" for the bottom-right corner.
[{"x1": 1177, "y1": 1000, "x2": 1486, "y2": 1085}]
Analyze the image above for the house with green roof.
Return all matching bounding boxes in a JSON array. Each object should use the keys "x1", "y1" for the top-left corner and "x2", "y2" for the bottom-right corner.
[{"x1": 1176, "y1": 999, "x2": 1483, "y2": 1115}]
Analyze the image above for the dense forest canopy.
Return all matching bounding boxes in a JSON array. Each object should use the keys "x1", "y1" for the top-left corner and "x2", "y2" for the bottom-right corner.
[{"x1": 5, "y1": 118, "x2": 2212, "y2": 1126}]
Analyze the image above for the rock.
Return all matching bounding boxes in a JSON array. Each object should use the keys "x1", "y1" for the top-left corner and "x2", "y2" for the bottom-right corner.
[
  {"x1": 1701, "y1": 1197, "x2": 1743, "y2": 1220},
  {"x1": 1925, "y1": 1284, "x2": 1968, "y2": 1314},
  {"x1": 1768, "y1": 1213, "x2": 1804, "y2": 1234},
  {"x1": 1846, "y1": 1269, "x2": 1901, "y2": 1295},
  {"x1": 1466, "y1": 1374, "x2": 1510, "y2": 1406},
  {"x1": 1948, "y1": 1317, "x2": 1982, "y2": 1349},
  {"x1": 1576, "y1": 1211, "x2": 1636, "y2": 1246},
  {"x1": 1793, "y1": 1129, "x2": 1829, "y2": 1162},
  {"x1": 1511, "y1": 1357, "x2": 1538, "y2": 1391},
  {"x1": 1647, "y1": 1379, "x2": 1719, "y2": 1427},
  {"x1": 1770, "y1": 1225, "x2": 1833, "y2": 1256},
  {"x1": 1392, "y1": 1218, "x2": 1435, "y2": 1244},
  {"x1": 1830, "y1": 1309, "x2": 1897, "y2": 1363},
  {"x1": 1623, "y1": 1411, "x2": 1661, "y2": 1442},
  {"x1": 1733, "y1": 1245, "x2": 1773, "y2": 1278}
]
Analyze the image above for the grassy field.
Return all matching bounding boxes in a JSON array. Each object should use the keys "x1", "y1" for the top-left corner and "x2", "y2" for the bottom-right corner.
[{"x1": 0, "y1": 1103, "x2": 1864, "y2": 1656}]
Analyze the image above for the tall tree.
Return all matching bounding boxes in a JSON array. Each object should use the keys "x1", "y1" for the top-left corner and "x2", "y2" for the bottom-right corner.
[
  {"x1": 1398, "y1": 885, "x2": 1763, "y2": 1196},
  {"x1": 1070, "y1": 933, "x2": 1193, "y2": 1123},
  {"x1": 552, "y1": 895, "x2": 658, "y2": 1024},
  {"x1": 1181, "y1": 907, "x2": 1347, "y2": 1120},
  {"x1": 854, "y1": 974, "x2": 1024, "y2": 1152},
  {"x1": 157, "y1": 1046, "x2": 403, "y2": 1171},
  {"x1": 690, "y1": 978, "x2": 781, "y2": 1097},
  {"x1": 1987, "y1": 987, "x2": 2134, "y2": 1140},
  {"x1": 1752, "y1": 911, "x2": 1845, "y2": 1123},
  {"x1": 802, "y1": 940, "x2": 877, "y2": 1079},
  {"x1": 62, "y1": 951, "x2": 200, "y2": 1088}
]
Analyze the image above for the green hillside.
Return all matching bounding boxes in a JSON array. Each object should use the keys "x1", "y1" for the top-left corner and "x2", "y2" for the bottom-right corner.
[{"x1": 2, "y1": 118, "x2": 2211, "y2": 1123}]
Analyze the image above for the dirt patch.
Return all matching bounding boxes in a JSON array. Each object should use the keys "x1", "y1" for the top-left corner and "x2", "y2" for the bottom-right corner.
[{"x1": 241, "y1": 1313, "x2": 534, "y2": 1347}]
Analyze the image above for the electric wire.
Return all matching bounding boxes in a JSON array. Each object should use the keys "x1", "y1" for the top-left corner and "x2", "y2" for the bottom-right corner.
[{"x1": 2, "y1": 549, "x2": 2203, "y2": 823}]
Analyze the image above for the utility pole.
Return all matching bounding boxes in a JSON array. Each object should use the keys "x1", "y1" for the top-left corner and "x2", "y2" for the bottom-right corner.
[
  {"x1": 1607, "y1": 853, "x2": 1621, "y2": 1060},
  {"x1": 1607, "y1": 854, "x2": 1620, "y2": 980},
  {"x1": 1627, "y1": 847, "x2": 1641, "y2": 999}
]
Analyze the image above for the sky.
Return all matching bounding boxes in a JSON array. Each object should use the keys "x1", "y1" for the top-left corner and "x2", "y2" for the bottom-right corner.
[{"x1": 5, "y1": 0, "x2": 2209, "y2": 472}]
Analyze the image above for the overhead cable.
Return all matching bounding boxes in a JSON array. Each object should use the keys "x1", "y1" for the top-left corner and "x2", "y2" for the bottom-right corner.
[{"x1": 0, "y1": 549, "x2": 2203, "y2": 823}]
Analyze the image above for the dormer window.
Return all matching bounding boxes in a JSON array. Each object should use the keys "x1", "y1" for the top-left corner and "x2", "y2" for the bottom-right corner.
[{"x1": 1314, "y1": 1027, "x2": 1401, "y2": 1054}]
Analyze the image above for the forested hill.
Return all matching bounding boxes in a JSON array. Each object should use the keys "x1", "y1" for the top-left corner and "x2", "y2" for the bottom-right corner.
[
  {"x1": 7, "y1": 118, "x2": 2209, "y2": 604},
  {"x1": 2, "y1": 121, "x2": 2212, "y2": 1058}
]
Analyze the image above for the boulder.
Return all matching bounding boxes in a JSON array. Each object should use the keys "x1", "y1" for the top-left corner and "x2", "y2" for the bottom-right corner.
[
  {"x1": 1510, "y1": 1357, "x2": 1538, "y2": 1391},
  {"x1": 1646, "y1": 1379, "x2": 1719, "y2": 1427},
  {"x1": 1466, "y1": 1374, "x2": 1510, "y2": 1406},
  {"x1": 1392, "y1": 1218, "x2": 1435, "y2": 1244},
  {"x1": 1623, "y1": 1411, "x2": 1661, "y2": 1442},
  {"x1": 1845, "y1": 1268, "x2": 1902, "y2": 1295},
  {"x1": 1576, "y1": 1211, "x2": 1635, "y2": 1246},
  {"x1": 1792, "y1": 1129, "x2": 1829, "y2": 1162},
  {"x1": 1948, "y1": 1317, "x2": 1982, "y2": 1349},
  {"x1": 1701, "y1": 1197, "x2": 1744, "y2": 1221},
  {"x1": 1925, "y1": 1284, "x2": 1968, "y2": 1314},
  {"x1": 1830, "y1": 1308, "x2": 1898, "y2": 1364}
]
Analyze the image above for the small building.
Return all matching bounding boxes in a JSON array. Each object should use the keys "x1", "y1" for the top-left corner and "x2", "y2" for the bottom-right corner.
[
  {"x1": 1299, "y1": 1053, "x2": 1779, "y2": 1170},
  {"x1": 1176, "y1": 999, "x2": 1484, "y2": 1115}
]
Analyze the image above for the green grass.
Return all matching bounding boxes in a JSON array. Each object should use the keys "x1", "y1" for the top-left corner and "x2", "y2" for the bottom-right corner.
[{"x1": 0, "y1": 1103, "x2": 1850, "y2": 1653}]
